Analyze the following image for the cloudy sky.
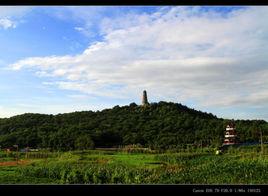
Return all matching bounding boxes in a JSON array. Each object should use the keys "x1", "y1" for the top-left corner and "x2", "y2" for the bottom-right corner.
[{"x1": 0, "y1": 6, "x2": 268, "y2": 120}]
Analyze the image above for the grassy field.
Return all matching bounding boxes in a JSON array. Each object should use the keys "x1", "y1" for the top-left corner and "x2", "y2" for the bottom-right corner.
[{"x1": 0, "y1": 145, "x2": 268, "y2": 184}]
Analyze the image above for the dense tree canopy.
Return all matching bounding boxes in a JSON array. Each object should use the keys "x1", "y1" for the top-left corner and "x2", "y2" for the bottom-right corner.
[{"x1": 0, "y1": 101, "x2": 267, "y2": 150}]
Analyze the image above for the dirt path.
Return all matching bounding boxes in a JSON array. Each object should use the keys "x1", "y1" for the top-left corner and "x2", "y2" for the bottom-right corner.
[{"x1": 0, "y1": 160, "x2": 30, "y2": 166}]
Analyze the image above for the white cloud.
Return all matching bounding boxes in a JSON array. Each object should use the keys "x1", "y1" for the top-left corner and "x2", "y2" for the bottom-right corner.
[
  {"x1": 9, "y1": 7, "x2": 268, "y2": 117},
  {"x1": 74, "y1": 27, "x2": 84, "y2": 32},
  {"x1": 0, "y1": 18, "x2": 16, "y2": 29},
  {"x1": 0, "y1": 6, "x2": 32, "y2": 30}
]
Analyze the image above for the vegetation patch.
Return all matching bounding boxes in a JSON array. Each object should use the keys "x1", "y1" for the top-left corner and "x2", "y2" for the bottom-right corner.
[{"x1": 0, "y1": 146, "x2": 267, "y2": 184}]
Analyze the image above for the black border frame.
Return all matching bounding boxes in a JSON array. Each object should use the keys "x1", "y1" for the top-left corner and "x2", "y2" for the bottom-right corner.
[
  {"x1": 0, "y1": 0, "x2": 268, "y2": 195},
  {"x1": 0, "y1": 0, "x2": 267, "y2": 6},
  {"x1": 0, "y1": 185, "x2": 267, "y2": 194}
]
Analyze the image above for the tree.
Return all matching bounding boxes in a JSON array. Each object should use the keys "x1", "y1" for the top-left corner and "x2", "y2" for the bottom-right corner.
[
  {"x1": 0, "y1": 101, "x2": 267, "y2": 150},
  {"x1": 75, "y1": 135, "x2": 95, "y2": 150}
]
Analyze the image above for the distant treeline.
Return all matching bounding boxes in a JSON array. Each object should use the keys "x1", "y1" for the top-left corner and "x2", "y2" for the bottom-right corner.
[{"x1": 0, "y1": 101, "x2": 267, "y2": 150}]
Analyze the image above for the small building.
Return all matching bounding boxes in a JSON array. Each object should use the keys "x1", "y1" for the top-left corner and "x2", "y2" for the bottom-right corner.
[
  {"x1": 3, "y1": 146, "x2": 17, "y2": 152},
  {"x1": 20, "y1": 147, "x2": 30, "y2": 152},
  {"x1": 29, "y1": 148, "x2": 39, "y2": 152}
]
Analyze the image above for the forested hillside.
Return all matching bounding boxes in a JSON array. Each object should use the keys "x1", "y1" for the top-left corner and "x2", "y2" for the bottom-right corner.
[{"x1": 0, "y1": 101, "x2": 267, "y2": 150}]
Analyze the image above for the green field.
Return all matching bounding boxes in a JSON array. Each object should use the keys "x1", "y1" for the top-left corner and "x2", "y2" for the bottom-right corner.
[{"x1": 0, "y1": 146, "x2": 268, "y2": 184}]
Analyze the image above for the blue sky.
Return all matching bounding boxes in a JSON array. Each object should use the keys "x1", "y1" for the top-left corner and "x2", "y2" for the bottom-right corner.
[{"x1": 1, "y1": 6, "x2": 268, "y2": 120}]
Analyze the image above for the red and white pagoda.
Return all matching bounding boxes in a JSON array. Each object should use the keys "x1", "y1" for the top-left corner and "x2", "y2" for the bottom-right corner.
[{"x1": 223, "y1": 123, "x2": 238, "y2": 145}]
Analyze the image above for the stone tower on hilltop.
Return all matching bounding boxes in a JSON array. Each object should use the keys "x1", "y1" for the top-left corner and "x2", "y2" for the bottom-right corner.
[{"x1": 142, "y1": 90, "x2": 149, "y2": 106}]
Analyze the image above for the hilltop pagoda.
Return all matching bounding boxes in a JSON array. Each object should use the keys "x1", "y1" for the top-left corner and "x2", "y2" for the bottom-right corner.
[
  {"x1": 142, "y1": 90, "x2": 149, "y2": 106},
  {"x1": 223, "y1": 122, "x2": 239, "y2": 145}
]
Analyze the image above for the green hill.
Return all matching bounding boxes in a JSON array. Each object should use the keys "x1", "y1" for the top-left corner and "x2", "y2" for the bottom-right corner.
[{"x1": 0, "y1": 101, "x2": 267, "y2": 150}]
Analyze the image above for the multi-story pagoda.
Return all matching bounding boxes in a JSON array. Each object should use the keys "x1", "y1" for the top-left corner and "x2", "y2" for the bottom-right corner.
[{"x1": 223, "y1": 122, "x2": 239, "y2": 145}]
